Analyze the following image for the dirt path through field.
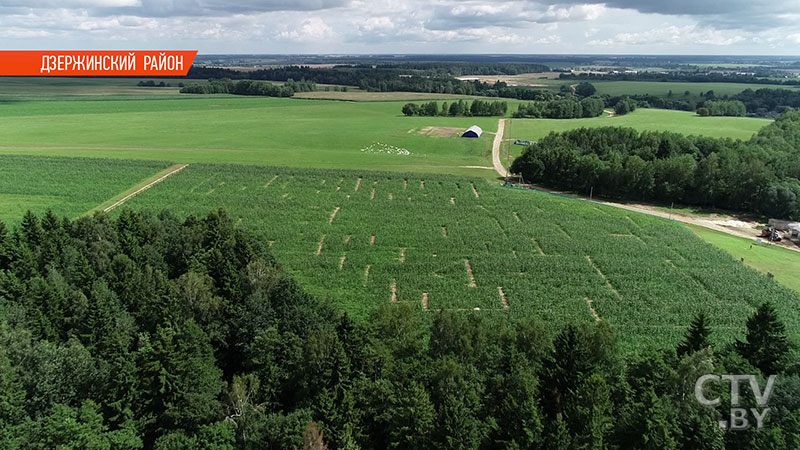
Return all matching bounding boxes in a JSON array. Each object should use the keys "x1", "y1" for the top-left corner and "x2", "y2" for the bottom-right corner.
[
  {"x1": 97, "y1": 164, "x2": 188, "y2": 213},
  {"x1": 491, "y1": 119, "x2": 508, "y2": 178}
]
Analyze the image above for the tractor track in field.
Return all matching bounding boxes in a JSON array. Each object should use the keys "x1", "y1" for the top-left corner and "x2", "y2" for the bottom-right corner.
[{"x1": 101, "y1": 164, "x2": 188, "y2": 213}]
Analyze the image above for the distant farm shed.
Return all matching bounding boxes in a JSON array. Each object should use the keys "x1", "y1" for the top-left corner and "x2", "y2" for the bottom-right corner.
[{"x1": 462, "y1": 125, "x2": 483, "y2": 138}]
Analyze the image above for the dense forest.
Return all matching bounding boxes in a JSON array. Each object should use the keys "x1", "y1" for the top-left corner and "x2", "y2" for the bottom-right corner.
[
  {"x1": 180, "y1": 79, "x2": 315, "y2": 97},
  {"x1": 511, "y1": 110, "x2": 800, "y2": 220},
  {"x1": 1, "y1": 210, "x2": 799, "y2": 449}
]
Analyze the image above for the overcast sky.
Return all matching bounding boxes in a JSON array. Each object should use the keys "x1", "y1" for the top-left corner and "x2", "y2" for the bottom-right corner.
[{"x1": 1, "y1": 0, "x2": 798, "y2": 54}]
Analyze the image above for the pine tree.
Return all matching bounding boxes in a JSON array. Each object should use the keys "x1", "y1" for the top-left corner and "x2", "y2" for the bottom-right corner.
[
  {"x1": 677, "y1": 312, "x2": 711, "y2": 357},
  {"x1": 736, "y1": 302, "x2": 789, "y2": 375}
]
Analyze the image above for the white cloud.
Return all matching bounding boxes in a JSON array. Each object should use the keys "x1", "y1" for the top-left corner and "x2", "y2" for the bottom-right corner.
[
  {"x1": 0, "y1": 27, "x2": 52, "y2": 38},
  {"x1": 276, "y1": 17, "x2": 335, "y2": 42},
  {"x1": 589, "y1": 25, "x2": 746, "y2": 47},
  {"x1": 356, "y1": 16, "x2": 395, "y2": 33},
  {"x1": 543, "y1": 4, "x2": 605, "y2": 22}
]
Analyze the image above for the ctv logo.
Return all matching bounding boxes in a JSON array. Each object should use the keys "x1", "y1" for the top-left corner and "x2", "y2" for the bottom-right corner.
[{"x1": 695, "y1": 374, "x2": 777, "y2": 430}]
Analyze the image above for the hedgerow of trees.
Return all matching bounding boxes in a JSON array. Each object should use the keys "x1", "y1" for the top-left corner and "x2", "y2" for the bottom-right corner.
[
  {"x1": 698, "y1": 100, "x2": 747, "y2": 117},
  {"x1": 0, "y1": 210, "x2": 799, "y2": 448},
  {"x1": 180, "y1": 78, "x2": 315, "y2": 97},
  {"x1": 401, "y1": 100, "x2": 508, "y2": 117},
  {"x1": 511, "y1": 109, "x2": 800, "y2": 220},
  {"x1": 514, "y1": 97, "x2": 605, "y2": 119}
]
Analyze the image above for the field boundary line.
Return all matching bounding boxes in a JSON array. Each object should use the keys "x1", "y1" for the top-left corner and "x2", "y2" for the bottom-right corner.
[{"x1": 94, "y1": 163, "x2": 188, "y2": 214}]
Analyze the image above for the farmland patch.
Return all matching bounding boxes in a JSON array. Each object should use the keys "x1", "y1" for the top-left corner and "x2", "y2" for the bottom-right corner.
[{"x1": 114, "y1": 164, "x2": 800, "y2": 349}]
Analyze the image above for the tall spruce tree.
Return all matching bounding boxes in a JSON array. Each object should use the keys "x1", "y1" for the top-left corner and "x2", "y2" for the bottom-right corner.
[
  {"x1": 677, "y1": 312, "x2": 711, "y2": 357},
  {"x1": 736, "y1": 303, "x2": 789, "y2": 375}
]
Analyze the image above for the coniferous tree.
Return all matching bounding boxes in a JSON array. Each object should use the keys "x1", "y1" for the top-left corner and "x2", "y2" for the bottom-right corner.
[
  {"x1": 677, "y1": 312, "x2": 711, "y2": 357},
  {"x1": 736, "y1": 302, "x2": 789, "y2": 375}
]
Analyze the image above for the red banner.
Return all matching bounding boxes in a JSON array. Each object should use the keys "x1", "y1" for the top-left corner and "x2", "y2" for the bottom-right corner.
[{"x1": 0, "y1": 51, "x2": 197, "y2": 76}]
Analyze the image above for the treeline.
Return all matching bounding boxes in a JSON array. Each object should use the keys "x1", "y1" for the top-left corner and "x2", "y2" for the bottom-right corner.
[
  {"x1": 180, "y1": 78, "x2": 315, "y2": 97},
  {"x1": 137, "y1": 80, "x2": 179, "y2": 88},
  {"x1": 355, "y1": 62, "x2": 550, "y2": 76},
  {"x1": 1, "y1": 210, "x2": 799, "y2": 449},
  {"x1": 560, "y1": 70, "x2": 800, "y2": 86},
  {"x1": 579, "y1": 84, "x2": 799, "y2": 117},
  {"x1": 733, "y1": 88, "x2": 800, "y2": 117},
  {"x1": 698, "y1": 100, "x2": 747, "y2": 117},
  {"x1": 513, "y1": 97, "x2": 605, "y2": 119},
  {"x1": 401, "y1": 99, "x2": 508, "y2": 117},
  {"x1": 511, "y1": 110, "x2": 800, "y2": 219},
  {"x1": 185, "y1": 65, "x2": 560, "y2": 99}
]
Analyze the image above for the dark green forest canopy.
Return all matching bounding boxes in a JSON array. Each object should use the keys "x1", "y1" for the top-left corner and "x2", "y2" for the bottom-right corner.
[
  {"x1": 1, "y1": 209, "x2": 799, "y2": 449},
  {"x1": 511, "y1": 109, "x2": 800, "y2": 220}
]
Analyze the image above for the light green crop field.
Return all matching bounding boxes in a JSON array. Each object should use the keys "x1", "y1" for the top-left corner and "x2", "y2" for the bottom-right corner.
[
  {"x1": 686, "y1": 224, "x2": 800, "y2": 295},
  {"x1": 0, "y1": 97, "x2": 508, "y2": 177},
  {"x1": 0, "y1": 155, "x2": 170, "y2": 225},
  {"x1": 103, "y1": 163, "x2": 800, "y2": 349}
]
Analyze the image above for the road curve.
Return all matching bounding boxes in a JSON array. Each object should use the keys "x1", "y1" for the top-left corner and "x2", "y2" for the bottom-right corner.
[{"x1": 491, "y1": 119, "x2": 508, "y2": 177}]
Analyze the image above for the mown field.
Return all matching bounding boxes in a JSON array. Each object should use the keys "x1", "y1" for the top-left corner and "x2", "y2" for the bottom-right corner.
[
  {"x1": 0, "y1": 155, "x2": 170, "y2": 225},
  {"x1": 105, "y1": 163, "x2": 800, "y2": 349},
  {"x1": 0, "y1": 97, "x2": 771, "y2": 180}
]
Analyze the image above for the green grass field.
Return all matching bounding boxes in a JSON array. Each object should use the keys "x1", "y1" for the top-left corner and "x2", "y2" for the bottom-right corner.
[
  {"x1": 0, "y1": 97, "x2": 505, "y2": 177},
  {"x1": 686, "y1": 224, "x2": 800, "y2": 295},
  {"x1": 101, "y1": 163, "x2": 800, "y2": 349},
  {"x1": 0, "y1": 97, "x2": 771, "y2": 181},
  {"x1": 0, "y1": 155, "x2": 170, "y2": 224}
]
